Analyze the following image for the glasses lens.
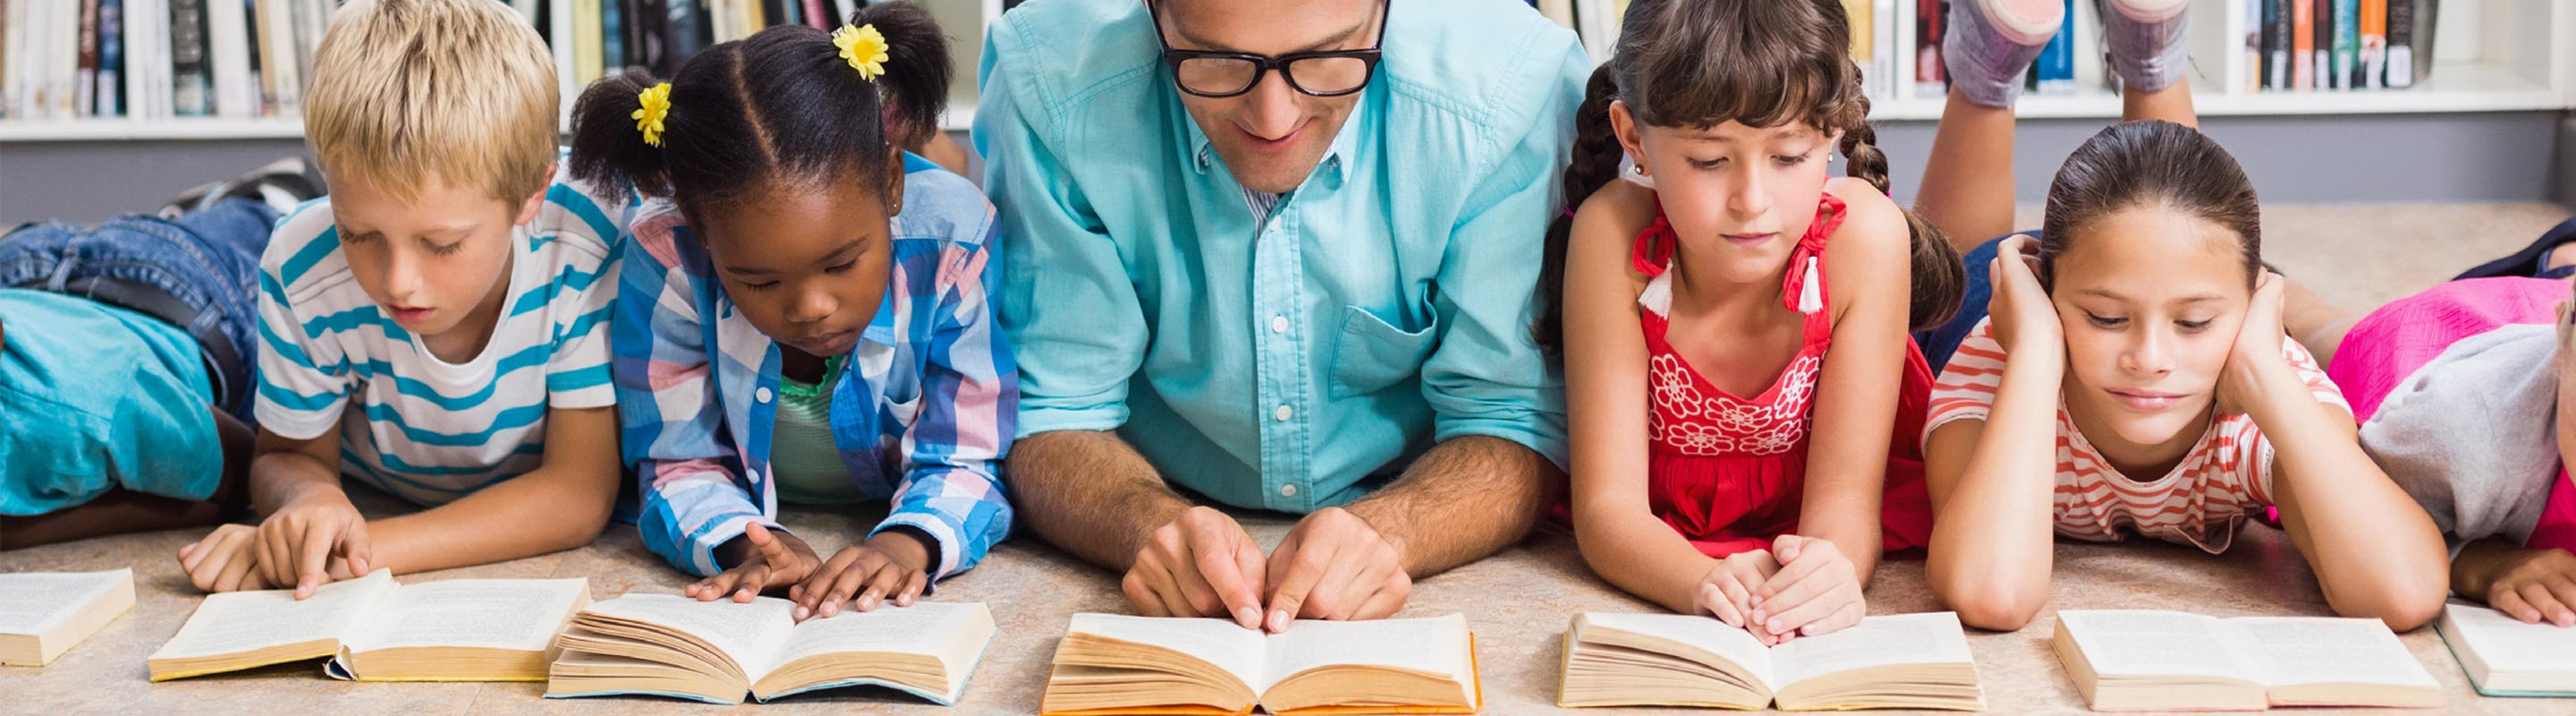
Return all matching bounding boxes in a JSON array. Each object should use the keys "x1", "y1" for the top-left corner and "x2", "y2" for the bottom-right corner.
[
  {"x1": 1174, "y1": 56, "x2": 1261, "y2": 96},
  {"x1": 1284, "y1": 55, "x2": 1371, "y2": 95}
]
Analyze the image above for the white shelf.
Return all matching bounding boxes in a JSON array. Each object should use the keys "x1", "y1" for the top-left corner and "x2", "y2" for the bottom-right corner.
[
  {"x1": 1867, "y1": 61, "x2": 2568, "y2": 121},
  {"x1": 0, "y1": 106, "x2": 979, "y2": 143}
]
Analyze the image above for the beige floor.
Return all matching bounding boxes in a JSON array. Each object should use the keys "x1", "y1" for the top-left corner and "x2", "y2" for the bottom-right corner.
[{"x1": 4, "y1": 202, "x2": 2572, "y2": 715}]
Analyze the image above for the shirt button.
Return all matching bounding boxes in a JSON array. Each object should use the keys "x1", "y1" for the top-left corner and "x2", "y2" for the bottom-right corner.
[
  {"x1": 1280, "y1": 483, "x2": 1299, "y2": 498},
  {"x1": 1274, "y1": 405, "x2": 1293, "y2": 422},
  {"x1": 756, "y1": 387, "x2": 774, "y2": 403},
  {"x1": 1269, "y1": 315, "x2": 1289, "y2": 334}
]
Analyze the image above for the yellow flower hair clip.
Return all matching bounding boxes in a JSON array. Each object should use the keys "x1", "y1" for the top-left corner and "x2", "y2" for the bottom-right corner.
[
  {"x1": 632, "y1": 82, "x2": 673, "y2": 147},
  {"x1": 833, "y1": 23, "x2": 890, "y2": 81}
]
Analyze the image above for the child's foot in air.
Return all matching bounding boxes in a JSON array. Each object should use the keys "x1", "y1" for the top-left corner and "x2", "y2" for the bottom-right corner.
[
  {"x1": 2102, "y1": 0, "x2": 2192, "y2": 93},
  {"x1": 1945, "y1": 0, "x2": 2066, "y2": 107}
]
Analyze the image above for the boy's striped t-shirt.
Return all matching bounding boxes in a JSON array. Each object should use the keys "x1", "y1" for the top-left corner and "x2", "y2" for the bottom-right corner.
[
  {"x1": 251, "y1": 165, "x2": 627, "y2": 505},
  {"x1": 1925, "y1": 317, "x2": 2350, "y2": 553}
]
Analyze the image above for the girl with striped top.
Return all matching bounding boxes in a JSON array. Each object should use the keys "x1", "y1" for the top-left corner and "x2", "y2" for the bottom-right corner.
[{"x1": 1908, "y1": 0, "x2": 2447, "y2": 634}]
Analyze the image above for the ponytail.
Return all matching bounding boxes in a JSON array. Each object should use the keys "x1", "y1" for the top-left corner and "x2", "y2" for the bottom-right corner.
[
  {"x1": 1532, "y1": 65, "x2": 1629, "y2": 354},
  {"x1": 567, "y1": 68, "x2": 674, "y2": 206},
  {"x1": 1836, "y1": 71, "x2": 1962, "y2": 332},
  {"x1": 848, "y1": 1, "x2": 951, "y2": 149},
  {"x1": 563, "y1": 1, "x2": 955, "y2": 219}
]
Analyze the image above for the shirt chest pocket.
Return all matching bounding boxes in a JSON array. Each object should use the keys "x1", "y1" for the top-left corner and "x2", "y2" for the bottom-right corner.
[{"x1": 1330, "y1": 304, "x2": 1439, "y2": 399}]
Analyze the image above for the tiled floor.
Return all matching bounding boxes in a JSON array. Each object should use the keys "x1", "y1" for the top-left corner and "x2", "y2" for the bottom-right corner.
[{"x1": 4, "y1": 202, "x2": 2572, "y2": 715}]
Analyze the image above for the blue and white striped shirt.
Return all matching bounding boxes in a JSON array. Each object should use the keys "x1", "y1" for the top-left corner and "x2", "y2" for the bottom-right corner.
[{"x1": 252, "y1": 159, "x2": 630, "y2": 504}]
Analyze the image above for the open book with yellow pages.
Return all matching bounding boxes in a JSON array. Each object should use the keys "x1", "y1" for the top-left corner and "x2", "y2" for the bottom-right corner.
[{"x1": 1039, "y1": 612, "x2": 1480, "y2": 715}]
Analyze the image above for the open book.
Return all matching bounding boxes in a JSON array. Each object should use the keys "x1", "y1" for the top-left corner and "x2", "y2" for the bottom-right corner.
[
  {"x1": 2051, "y1": 609, "x2": 2443, "y2": 711},
  {"x1": 543, "y1": 593, "x2": 995, "y2": 705},
  {"x1": 147, "y1": 569, "x2": 592, "y2": 682},
  {"x1": 1038, "y1": 612, "x2": 1480, "y2": 716},
  {"x1": 1558, "y1": 610, "x2": 1983, "y2": 711},
  {"x1": 2435, "y1": 602, "x2": 2576, "y2": 696},
  {"x1": 0, "y1": 568, "x2": 135, "y2": 667}
]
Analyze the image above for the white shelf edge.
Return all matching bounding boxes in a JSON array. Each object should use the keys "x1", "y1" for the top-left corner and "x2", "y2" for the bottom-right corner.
[{"x1": 1, "y1": 106, "x2": 978, "y2": 143}]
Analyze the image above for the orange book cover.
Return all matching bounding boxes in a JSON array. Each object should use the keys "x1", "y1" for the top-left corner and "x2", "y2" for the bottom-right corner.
[{"x1": 1040, "y1": 635, "x2": 1483, "y2": 716}]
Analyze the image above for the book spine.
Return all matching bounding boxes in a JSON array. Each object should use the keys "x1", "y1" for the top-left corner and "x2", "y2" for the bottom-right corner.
[
  {"x1": 602, "y1": 0, "x2": 623, "y2": 71},
  {"x1": 122, "y1": 0, "x2": 156, "y2": 119},
  {"x1": 55, "y1": 0, "x2": 81, "y2": 117},
  {"x1": 1914, "y1": 0, "x2": 1942, "y2": 93},
  {"x1": 663, "y1": 0, "x2": 699, "y2": 75},
  {"x1": 2032, "y1": 0, "x2": 2072, "y2": 94},
  {"x1": 573, "y1": 0, "x2": 601, "y2": 86},
  {"x1": 202, "y1": 0, "x2": 247, "y2": 116},
  {"x1": 2358, "y1": 0, "x2": 2384, "y2": 89},
  {"x1": 2309, "y1": 0, "x2": 2329, "y2": 90},
  {"x1": 801, "y1": 0, "x2": 827, "y2": 29},
  {"x1": 2, "y1": 0, "x2": 20, "y2": 119},
  {"x1": 171, "y1": 0, "x2": 208, "y2": 115},
  {"x1": 99, "y1": 0, "x2": 123, "y2": 116},
  {"x1": 2384, "y1": 0, "x2": 2412, "y2": 88},
  {"x1": 2331, "y1": 0, "x2": 2356, "y2": 89},
  {"x1": 2410, "y1": 0, "x2": 2435, "y2": 85},
  {"x1": 79, "y1": 0, "x2": 100, "y2": 118},
  {"x1": 2263, "y1": 0, "x2": 2285, "y2": 90},
  {"x1": 1870, "y1": 0, "x2": 1894, "y2": 98},
  {"x1": 262, "y1": 0, "x2": 296, "y2": 115},
  {"x1": 2242, "y1": 0, "x2": 2260, "y2": 93},
  {"x1": 242, "y1": 0, "x2": 265, "y2": 115},
  {"x1": 1838, "y1": 0, "x2": 1869, "y2": 96},
  {"x1": 2291, "y1": 0, "x2": 2312, "y2": 90}
]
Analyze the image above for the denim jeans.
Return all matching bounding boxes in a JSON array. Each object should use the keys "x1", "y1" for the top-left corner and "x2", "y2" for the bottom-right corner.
[
  {"x1": 0, "y1": 198, "x2": 276, "y2": 420},
  {"x1": 1914, "y1": 233, "x2": 2021, "y2": 376}
]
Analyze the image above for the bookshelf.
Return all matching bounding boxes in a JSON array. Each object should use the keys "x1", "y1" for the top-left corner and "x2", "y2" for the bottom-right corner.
[{"x1": 2, "y1": 0, "x2": 2567, "y2": 143}]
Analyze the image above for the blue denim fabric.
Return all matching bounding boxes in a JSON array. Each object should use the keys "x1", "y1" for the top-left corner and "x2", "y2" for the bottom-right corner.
[
  {"x1": 0, "y1": 198, "x2": 275, "y2": 419},
  {"x1": 1915, "y1": 234, "x2": 2021, "y2": 375}
]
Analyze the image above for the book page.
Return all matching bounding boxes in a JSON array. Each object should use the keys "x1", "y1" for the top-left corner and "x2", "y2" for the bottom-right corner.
[
  {"x1": 149, "y1": 569, "x2": 398, "y2": 661},
  {"x1": 0, "y1": 569, "x2": 128, "y2": 635},
  {"x1": 579, "y1": 593, "x2": 796, "y2": 678},
  {"x1": 774, "y1": 601, "x2": 983, "y2": 666},
  {"x1": 342, "y1": 578, "x2": 589, "y2": 652},
  {"x1": 2225, "y1": 617, "x2": 2438, "y2": 688},
  {"x1": 2443, "y1": 603, "x2": 2576, "y2": 671},
  {"x1": 2053, "y1": 610, "x2": 2253, "y2": 680},
  {"x1": 1066, "y1": 613, "x2": 1267, "y2": 691},
  {"x1": 1776, "y1": 611, "x2": 1974, "y2": 686},
  {"x1": 1579, "y1": 612, "x2": 1776, "y2": 688},
  {"x1": 1260, "y1": 613, "x2": 1468, "y2": 692}
]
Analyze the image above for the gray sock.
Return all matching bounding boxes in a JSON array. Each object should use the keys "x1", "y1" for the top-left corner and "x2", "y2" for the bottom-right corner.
[
  {"x1": 2102, "y1": 2, "x2": 2191, "y2": 93},
  {"x1": 1944, "y1": 0, "x2": 2058, "y2": 107}
]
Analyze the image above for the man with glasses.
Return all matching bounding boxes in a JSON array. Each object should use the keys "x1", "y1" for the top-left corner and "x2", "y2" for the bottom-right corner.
[{"x1": 973, "y1": 0, "x2": 1587, "y2": 631}]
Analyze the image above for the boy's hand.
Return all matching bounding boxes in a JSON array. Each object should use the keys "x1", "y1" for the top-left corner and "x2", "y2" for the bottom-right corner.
[
  {"x1": 1750, "y1": 534, "x2": 1868, "y2": 641},
  {"x1": 688, "y1": 523, "x2": 821, "y2": 603},
  {"x1": 256, "y1": 488, "x2": 371, "y2": 599},
  {"x1": 2487, "y1": 548, "x2": 2576, "y2": 626},
  {"x1": 178, "y1": 524, "x2": 276, "y2": 592},
  {"x1": 1699, "y1": 549, "x2": 1782, "y2": 641},
  {"x1": 789, "y1": 531, "x2": 932, "y2": 621}
]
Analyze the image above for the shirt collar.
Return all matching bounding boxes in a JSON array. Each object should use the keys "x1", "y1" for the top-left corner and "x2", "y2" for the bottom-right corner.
[{"x1": 1183, "y1": 87, "x2": 1368, "y2": 188}]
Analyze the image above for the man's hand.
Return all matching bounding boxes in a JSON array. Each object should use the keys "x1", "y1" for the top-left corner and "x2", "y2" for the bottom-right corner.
[
  {"x1": 1124, "y1": 506, "x2": 1268, "y2": 628},
  {"x1": 1262, "y1": 507, "x2": 1411, "y2": 632}
]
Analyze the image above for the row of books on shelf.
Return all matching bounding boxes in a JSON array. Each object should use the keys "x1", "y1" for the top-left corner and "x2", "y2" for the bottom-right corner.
[
  {"x1": 13, "y1": 568, "x2": 2576, "y2": 711},
  {"x1": 0, "y1": 0, "x2": 936, "y2": 124},
  {"x1": 2240, "y1": 0, "x2": 2436, "y2": 94}
]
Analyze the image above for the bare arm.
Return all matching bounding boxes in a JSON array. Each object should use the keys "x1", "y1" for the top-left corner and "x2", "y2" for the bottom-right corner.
[
  {"x1": 1922, "y1": 238, "x2": 2065, "y2": 631},
  {"x1": 1792, "y1": 183, "x2": 1919, "y2": 587},
  {"x1": 1562, "y1": 180, "x2": 1722, "y2": 613},
  {"x1": 1346, "y1": 434, "x2": 1563, "y2": 578},
  {"x1": 2247, "y1": 362, "x2": 2450, "y2": 631},
  {"x1": 1004, "y1": 429, "x2": 1196, "y2": 571}
]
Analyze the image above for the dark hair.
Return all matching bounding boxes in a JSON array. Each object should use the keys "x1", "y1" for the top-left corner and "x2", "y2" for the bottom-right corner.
[
  {"x1": 567, "y1": 2, "x2": 951, "y2": 214},
  {"x1": 1533, "y1": 0, "x2": 1962, "y2": 352},
  {"x1": 2038, "y1": 120, "x2": 2262, "y2": 290}
]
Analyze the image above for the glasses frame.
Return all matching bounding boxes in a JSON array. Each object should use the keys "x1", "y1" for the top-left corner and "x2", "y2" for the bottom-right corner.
[{"x1": 1145, "y1": 0, "x2": 1390, "y2": 98}]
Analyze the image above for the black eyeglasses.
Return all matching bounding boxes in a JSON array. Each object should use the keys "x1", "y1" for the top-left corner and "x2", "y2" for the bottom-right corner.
[{"x1": 1147, "y1": 0, "x2": 1388, "y2": 98}]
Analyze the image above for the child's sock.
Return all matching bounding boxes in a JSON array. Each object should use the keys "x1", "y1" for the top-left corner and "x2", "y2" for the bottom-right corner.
[
  {"x1": 1944, "y1": 0, "x2": 2066, "y2": 107},
  {"x1": 161, "y1": 157, "x2": 326, "y2": 218},
  {"x1": 2101, "y1": 0, "x2": 2192, "y2": 93}
]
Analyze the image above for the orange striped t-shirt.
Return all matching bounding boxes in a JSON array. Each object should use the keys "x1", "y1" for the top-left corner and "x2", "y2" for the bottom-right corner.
[{"x1": 1924, "y1": 318, "x2": 2350, "y2": 553}]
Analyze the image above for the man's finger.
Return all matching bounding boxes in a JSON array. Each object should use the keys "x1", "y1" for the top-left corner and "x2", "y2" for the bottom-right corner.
[
  {"x1": 1122, "y1": 570, "x2": 1172, "y2": 618},
  {"x1": 1265, "y1": 540, "x2": 1336, "y2": 633},
  {"x1": 1192, "y1": 527, "x2": 1262, "y2": 628}
]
